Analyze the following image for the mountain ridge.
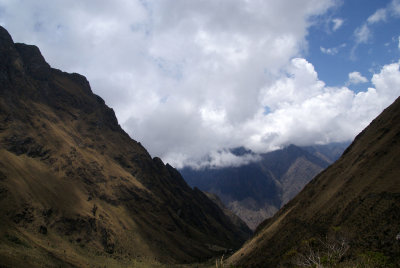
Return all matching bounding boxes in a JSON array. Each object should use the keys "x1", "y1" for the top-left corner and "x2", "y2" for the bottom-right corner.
[
  {"x1": 0, "y1": 26, "x2": 251, "y2": 267},
  {"x1": 180, "y1": 143, "x2": 347, "y2": 229}
]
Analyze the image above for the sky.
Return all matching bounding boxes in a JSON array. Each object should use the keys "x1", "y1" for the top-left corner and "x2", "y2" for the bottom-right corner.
[{"x1": 1, "y1": 0, "x2": 400, "y2": 169}]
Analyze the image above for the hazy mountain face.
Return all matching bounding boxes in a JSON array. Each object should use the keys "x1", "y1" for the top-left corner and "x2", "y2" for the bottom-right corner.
[
  {"x1": 180, "y1": 143, "x2": 348, "y2": 229},
  {"x1": 228, "y1": 96, "x2": 400, "y2": 267},
  {"x1": 0, "y1": 26, "x2": 250, "y2": 267}
]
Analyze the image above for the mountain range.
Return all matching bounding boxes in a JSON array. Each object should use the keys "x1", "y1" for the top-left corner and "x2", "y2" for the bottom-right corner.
[
  {"x1": 180, "y1": 142, "x2": 349, "y2": 229},
  {"x1": 0, "y1": 26, "x2": 251, "y2": 267}
]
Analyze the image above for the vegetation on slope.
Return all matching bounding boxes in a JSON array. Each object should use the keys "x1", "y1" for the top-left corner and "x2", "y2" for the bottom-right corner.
[
  {"x1": 0, "y1": 26, "x2": 249, "y2": 267},
  {"x1": 228, "y1": 96, "x2": 400, "y2": 267}
]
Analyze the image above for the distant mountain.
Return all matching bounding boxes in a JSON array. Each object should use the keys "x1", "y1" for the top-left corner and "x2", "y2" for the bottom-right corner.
[
  {"x1": 180, "y1": 143, "x2": 348, "y2": 229},
  {"x1": 228, "y1": 96, "x2": 400, "y2": 267},
  {"x1": 302, "y1": 142, "x2": 351, "y2": 163},
  {"x1": 0, "y1": 26, "x2": 251, "y2": 267}
]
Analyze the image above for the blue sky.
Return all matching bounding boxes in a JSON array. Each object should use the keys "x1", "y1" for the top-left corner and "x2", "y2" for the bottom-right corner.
[
  {"x1": 307, "y1": 0, "x2": 400, "y2": 91},
  {"x1": 1, "y1": 0, "x2": 400, "y2": 168}
]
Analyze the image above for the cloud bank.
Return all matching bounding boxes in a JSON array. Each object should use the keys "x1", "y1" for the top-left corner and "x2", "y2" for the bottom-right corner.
[
  {"x1": 254, "y1": 58, "x2": 400, "y2": 151},
  {"x1": 1, "y1": 0, "x2": 399, "y2": 169}
]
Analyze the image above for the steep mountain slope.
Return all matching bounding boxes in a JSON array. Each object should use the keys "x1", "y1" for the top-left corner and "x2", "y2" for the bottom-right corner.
[
  {"x1": 203, "y1": 192, "x2": 252, "y2": 243},
  {"x1": 181, "y1": 145, "x2": 337, "y2": 230},
  {"x1": 0, "y1": 26, "x2": 250, "y2": 267},
  {"x1": 228, "y1": 96, "x2": 400, "y2": 267}
]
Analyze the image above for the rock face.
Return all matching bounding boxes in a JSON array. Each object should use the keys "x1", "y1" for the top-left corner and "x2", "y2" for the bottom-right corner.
[
  {"x1": 0, "y1": 26, "x2": 250, "y2": 267},
  {"x1": 181, "y1": 144, "x2": 347, "y2": 230},
  {"x1": 228, "y1": 96, "x2": 400, "y2": 267}
]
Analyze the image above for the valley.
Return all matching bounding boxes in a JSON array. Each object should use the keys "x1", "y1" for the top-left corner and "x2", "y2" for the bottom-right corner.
[
  {"x1": 181, "y1": 143, "x2": 349, "y2": 230},
  {"x1": 1, "y1": 23, "x2": 399, "y2": 268}
]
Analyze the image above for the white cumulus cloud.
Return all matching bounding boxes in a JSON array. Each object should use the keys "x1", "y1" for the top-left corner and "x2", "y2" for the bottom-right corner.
[
  {"x1": 0, "y1": 0, "x2": 338, "y2": 168},
  {"x1": 348, "y1": 71, "x2": 368, "y2": 84},
  {"x1": 252, "y1": 59, "x2": 400, "y2": 155},
  {"x1": 1, "y1": 0, "x2": 399, "y2": 169}
]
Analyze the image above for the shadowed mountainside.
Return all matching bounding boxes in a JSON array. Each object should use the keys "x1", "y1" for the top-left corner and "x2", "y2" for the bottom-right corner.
[
  {"x1": 0, "y1": 26, "x2": 251, "y2": 267},
  {"x1": 181, "y1": 144, "x2": 348, "y2": 230},
  {"x1": 228, "y1": 96, "x2": 400, "y2": 267}
]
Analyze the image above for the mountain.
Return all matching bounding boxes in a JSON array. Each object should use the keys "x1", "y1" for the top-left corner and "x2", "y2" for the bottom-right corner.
[
  {"x1": 0, "y1": 26, "x2": 251, "y2": 267},
  {"x1": 180, "y1": 144, "x2": 347, "y2": 230},
  {"x1": 302, "y1": 142, "x2": 351, "y2": 163},
  {"x1": 228, "y1": 96, "x2": 400, "y2": 267},
  {"x1": 203, "y1": 192, "x2": 252, "y2": 242}
]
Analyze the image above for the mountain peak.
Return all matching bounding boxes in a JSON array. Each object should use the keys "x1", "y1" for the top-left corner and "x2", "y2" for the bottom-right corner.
[
  {"x1": 0, "y1": 26, "x2": 21, "y2": 82},
  {"x1": 0, "y1": 26, "x2": 14, "y2": 48},
  {"x1": 14, "y1": 43, "x2": 51, "y2": 80}
]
